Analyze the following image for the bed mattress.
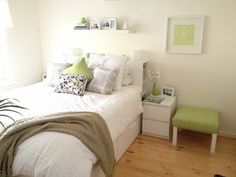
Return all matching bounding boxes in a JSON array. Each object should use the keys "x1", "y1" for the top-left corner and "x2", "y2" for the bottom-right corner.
[{"x1": 0, "y1": 82, "x2": 143, "y2": 177}]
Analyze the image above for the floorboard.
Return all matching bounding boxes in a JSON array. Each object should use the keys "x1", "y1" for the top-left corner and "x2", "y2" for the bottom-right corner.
[{"x1": 114, "y1": 130, "x2": 236, "y2": 177}]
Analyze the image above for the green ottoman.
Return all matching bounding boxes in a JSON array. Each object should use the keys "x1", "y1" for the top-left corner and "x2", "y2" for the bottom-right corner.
[{"x1": 172, "y1": 106, "x2": 219, "y2": 153}]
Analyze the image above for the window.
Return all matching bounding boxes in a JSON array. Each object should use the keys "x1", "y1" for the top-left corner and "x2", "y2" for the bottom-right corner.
[
  {"x1": 0, "y1": 0, "x2": 13, "y2": 81},
  {"x1": 0, "y1": 29, "x2": 7, "y2": 80}
]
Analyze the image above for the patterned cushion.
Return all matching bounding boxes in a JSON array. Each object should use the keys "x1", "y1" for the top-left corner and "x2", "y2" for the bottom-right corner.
[
  {"x1": 55, "y1": 74, "x2": 87, "y2": 96},
  {"x1": 172, "y1": 106, "x2": 219, "y2": 133},
  {"x1": 87, "y1": 67, "x2": 118, "y2": 95}
]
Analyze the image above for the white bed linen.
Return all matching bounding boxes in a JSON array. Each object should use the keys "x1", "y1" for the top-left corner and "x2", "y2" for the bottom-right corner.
[{"x1": 0, "y1": 82, "x2": 143, "y2": 177}]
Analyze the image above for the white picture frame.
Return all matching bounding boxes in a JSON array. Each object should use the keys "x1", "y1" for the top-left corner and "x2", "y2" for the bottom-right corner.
[
  {"x1": 109, "y1": 17, "x2": 117, "y2": 30},
  {"x1": 161, "y1": 86, "x2": 175, "y2": 97},
  {"x1": 166, "y1": 16, "x2": 205, "y2": 54},
  {"x1": 90, "y1": 21, "x2": 101, "y2": 30},
  {"x1": 102, "y1": 18, "x2": 117, "y2": 30},
  {"x1": 102, "y1": 19, "x2": 110, "y2": 30}
]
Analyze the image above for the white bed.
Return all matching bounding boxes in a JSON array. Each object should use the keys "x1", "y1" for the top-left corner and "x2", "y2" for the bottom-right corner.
[{"x1": 0, "y1": 61, "x2": 145, "y2": 177}]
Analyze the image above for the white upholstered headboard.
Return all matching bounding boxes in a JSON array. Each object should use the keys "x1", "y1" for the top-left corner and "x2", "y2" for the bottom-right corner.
[{"x1": 127, "y1": 60, "x2": 144, "y2": 89}]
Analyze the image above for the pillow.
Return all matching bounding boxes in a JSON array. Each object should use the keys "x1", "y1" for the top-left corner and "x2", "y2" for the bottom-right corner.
[
  {"x1": 88, "y1": 53, "x2": 127, "y2": 91},
  {"x1": 55, "y1": 74, "x2": 87, "y2": 96},
  {"x1": 88, "y1": 54, "x2": 107, "y2": 68},
  {"x1": 87, "y1": 67, "x2": 118, "y2": 95},
  {"x1": 63, "y1": 58, "x2": 93, "y2": 81},
  {"x1": 45, "y1": 62, "x2": 72, "y2": 86},
  {"x1": 122, "y1": 65, "x2": 133, "y2": 86}
]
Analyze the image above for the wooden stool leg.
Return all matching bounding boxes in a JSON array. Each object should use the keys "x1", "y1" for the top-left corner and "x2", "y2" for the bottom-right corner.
[
  {"x1": 173, "y1": 127, "x2": 178, "y2": 145},
  {"x1": 210, "y1": 133, "x2": 217, "y2": 153}
]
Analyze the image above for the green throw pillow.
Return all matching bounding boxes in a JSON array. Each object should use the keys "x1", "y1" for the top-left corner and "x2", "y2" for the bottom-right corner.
[{"x1": 63, "y1": 58, "x2": 93, "y2": 81}]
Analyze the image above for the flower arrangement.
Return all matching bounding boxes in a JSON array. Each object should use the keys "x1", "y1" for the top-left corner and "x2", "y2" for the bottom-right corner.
[
  {"x1": 147, "y1": 66, "x2": 161, "y2": 82},
  {"x1": 147, "y1": 65, "x2": 161, "y2": 96}
]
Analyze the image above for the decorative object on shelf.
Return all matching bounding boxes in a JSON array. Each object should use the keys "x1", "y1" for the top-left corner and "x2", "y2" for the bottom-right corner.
[
  {"x1": 166, "y1": 15, "x2": 205, "y2": 54},
  {"x1": 81, "y1": 17, "x2": 86, "y2": 24},
  {"x1": 161, "y1": 86, "x2": 175, "y2": 97},
  {"x1": 90, "y1": 21, "x2": 101, "y2": 30},
  {"x1": 109, "y1": 18, "x2": 117, "y2": 30},
  {"x1": 147, "y1": 65, "x2": 161, "y2": 96},
  {"x1": 74, "y1": 17, "x2": 89, "y2": 30},
  {"x1": 102, "y1": 19, "x2": 110, "y2": 30},
  {"x1": 102, "y1": 17, "x2": 117, "y2": 30},
  {"x1": 122, "y1": 22, "x2": 129, "y2": 30}
]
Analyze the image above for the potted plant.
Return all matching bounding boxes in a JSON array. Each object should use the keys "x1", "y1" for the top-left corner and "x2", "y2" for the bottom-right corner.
[
  {"x1": 0, "y1": 98, "x2": 26, "y2": 129},
  {"x1": 0, "y1": 172, "x2": 5, "y2": 177}
]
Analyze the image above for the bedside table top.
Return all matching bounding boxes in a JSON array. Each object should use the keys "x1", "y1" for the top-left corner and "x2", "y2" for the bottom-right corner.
[{"x1": 143, "y1": 95, "x2": 176, "y2": 107}]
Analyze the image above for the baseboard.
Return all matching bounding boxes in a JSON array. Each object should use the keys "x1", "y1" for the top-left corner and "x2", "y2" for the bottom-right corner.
[{"x1": 219, "y1": 131, "x2": 236, "y2": 139}]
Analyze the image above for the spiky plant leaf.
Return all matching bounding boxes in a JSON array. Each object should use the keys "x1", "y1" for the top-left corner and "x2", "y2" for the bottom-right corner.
[
  {"x1": 0, "y1": 121, "x2": 5, "y2": 128},
  {"x1": 0, "y1": 98, "x2": 27, "y2": 128},
  {"x1": 0, "y1": 171, "x2": 6, "y2": 177}
]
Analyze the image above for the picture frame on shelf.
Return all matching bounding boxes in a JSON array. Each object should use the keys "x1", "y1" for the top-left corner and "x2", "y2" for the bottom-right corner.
[
  {"x1": 166, "y1": 15, "x2": 205, "y2": 54},
  {"x1": 161, "y1": 86, "x2": 175, "y2": 97},
  {"x1": 109, "y1": 17, "x2": 117, "y2": 30},
  {"x1": 102, "y1": 19, "x2": 110, "y2": 30},
  {"x1": 90, "y1": 21, "x2": 101, "y2": 30},
  {"x1": 102, "y1": 17, "x2": 117, "y2": 30}
]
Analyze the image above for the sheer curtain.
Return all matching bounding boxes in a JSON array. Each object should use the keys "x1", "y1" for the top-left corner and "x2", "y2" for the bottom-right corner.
[{"x1": 0, "y1": 0, "x2": 13, "y2": 81}]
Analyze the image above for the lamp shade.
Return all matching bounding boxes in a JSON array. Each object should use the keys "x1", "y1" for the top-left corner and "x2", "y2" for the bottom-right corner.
[{"x1": 130, "y1": 50, "x2": 150, "y2": 63}]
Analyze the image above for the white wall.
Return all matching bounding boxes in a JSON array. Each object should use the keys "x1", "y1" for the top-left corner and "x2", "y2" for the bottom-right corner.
[
  {"x1": 0, "y1": 0, "x2": 43, "y2": 92},
  {"x1": 37, "y1": 0, "x2": 236, "y2": 136}
]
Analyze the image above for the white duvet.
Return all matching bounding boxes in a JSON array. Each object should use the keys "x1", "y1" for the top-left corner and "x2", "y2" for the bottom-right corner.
[{"x1": 0, "y1": 82, "x2": 143, "y2": 177}]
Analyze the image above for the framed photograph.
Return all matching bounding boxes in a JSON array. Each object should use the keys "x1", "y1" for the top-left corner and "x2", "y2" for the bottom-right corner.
[
  {"x1": 161, "y1": 86, "x2": 175, "y2": 97},
  {"x1": 90, "y1": 21, "x2": 101, "y2": 30},
  {"x1": 102, "y1": 19, "x2": 110, "y2": 30},
  {"x1": 109, "y1": 18, "x2": 117, "y2": 30},
  {"x1": 166, "y1": 16, "x2": 205, "y2": 54},
  {"x1": 102, "y1": 18, "x2": 117, "y2": 30}
]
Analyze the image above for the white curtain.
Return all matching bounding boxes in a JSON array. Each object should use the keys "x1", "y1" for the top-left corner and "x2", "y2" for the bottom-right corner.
[
  {"x1": 0, "y1": 0, "x2": 12, "y2": 80},
  {"x1": 0, "y1": 0, "x2": 12, "y2": 28}
]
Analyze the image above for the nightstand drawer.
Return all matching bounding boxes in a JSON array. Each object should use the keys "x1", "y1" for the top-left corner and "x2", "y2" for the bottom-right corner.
[
  {"x1": 143, "y1": 104, "x2": 170, "y2": 121},
  {"x1": 142, "y1": 119, "x2": 170, "y2": 139}
]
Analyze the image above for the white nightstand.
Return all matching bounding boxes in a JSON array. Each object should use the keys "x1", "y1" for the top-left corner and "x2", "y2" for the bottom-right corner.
[{"x1": 142, "y1": 96, "x2": 176, "y2": 140}]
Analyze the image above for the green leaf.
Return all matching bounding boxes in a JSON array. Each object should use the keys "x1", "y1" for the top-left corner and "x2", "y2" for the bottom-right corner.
[
  {"x1": 0, "y1": 98, "x2": 10, "y2": 103},
  {"x1": 0, "y1": 114, "x2": 15, "y2": 122},
  {"x1": 0, "y1": 109, "x2": 23, "y2": 115},
  {"x1": 0, "y1": 121, "x2": 5, "y2": 128},
  {"x1": 0, "y1": 98, "x2": 27, "y2": 125},
  {"x1": 0, "y1": 105, "x2": 27, "y2": 110}
]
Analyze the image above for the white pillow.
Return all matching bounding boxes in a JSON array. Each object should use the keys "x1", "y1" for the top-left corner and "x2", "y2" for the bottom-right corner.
[
  {"x1": 44, "y1": 63, "x2": 72, "y2": 86},
  {"x1": 89, "y1": 53, "x2": 128, "y2": 91},
  {"x1": 87, "y1": 67, "x2": 118, "y2": 95}
]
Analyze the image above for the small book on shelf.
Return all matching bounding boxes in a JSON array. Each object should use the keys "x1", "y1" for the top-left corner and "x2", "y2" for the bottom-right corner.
[{"x1": 143, "y1": 95, "x2": 165, "y2": 104}]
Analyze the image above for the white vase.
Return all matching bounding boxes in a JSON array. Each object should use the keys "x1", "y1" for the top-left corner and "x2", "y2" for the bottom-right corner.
[{"x1": 122, "y1": 22, "x2": 128, "y2": 30}]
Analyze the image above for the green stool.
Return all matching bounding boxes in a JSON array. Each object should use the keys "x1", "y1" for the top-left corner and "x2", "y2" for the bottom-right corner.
[{"x1": 172, "y1": 106, "x2": 219, "y2": 153}]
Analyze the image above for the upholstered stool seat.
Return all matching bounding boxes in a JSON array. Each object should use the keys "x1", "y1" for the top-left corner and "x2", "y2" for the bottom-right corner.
[{"x1": 172, "y1": 106, "x2": 219, "y2": 153}]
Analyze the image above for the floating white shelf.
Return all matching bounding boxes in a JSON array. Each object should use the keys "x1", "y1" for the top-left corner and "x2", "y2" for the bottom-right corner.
[{"x1": 74, "y1": 29, "x2": 133, "y2": 34}]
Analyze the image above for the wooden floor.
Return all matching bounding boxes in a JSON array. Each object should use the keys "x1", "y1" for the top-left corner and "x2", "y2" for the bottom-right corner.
[{"x1": 114, "y1": 130, "x2": 236, "y2": 177}]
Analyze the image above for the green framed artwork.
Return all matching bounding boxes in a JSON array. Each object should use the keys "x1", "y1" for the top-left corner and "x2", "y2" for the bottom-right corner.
[{"x1": 166, "y1": 16, "x2": 205, "y2": 54}]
